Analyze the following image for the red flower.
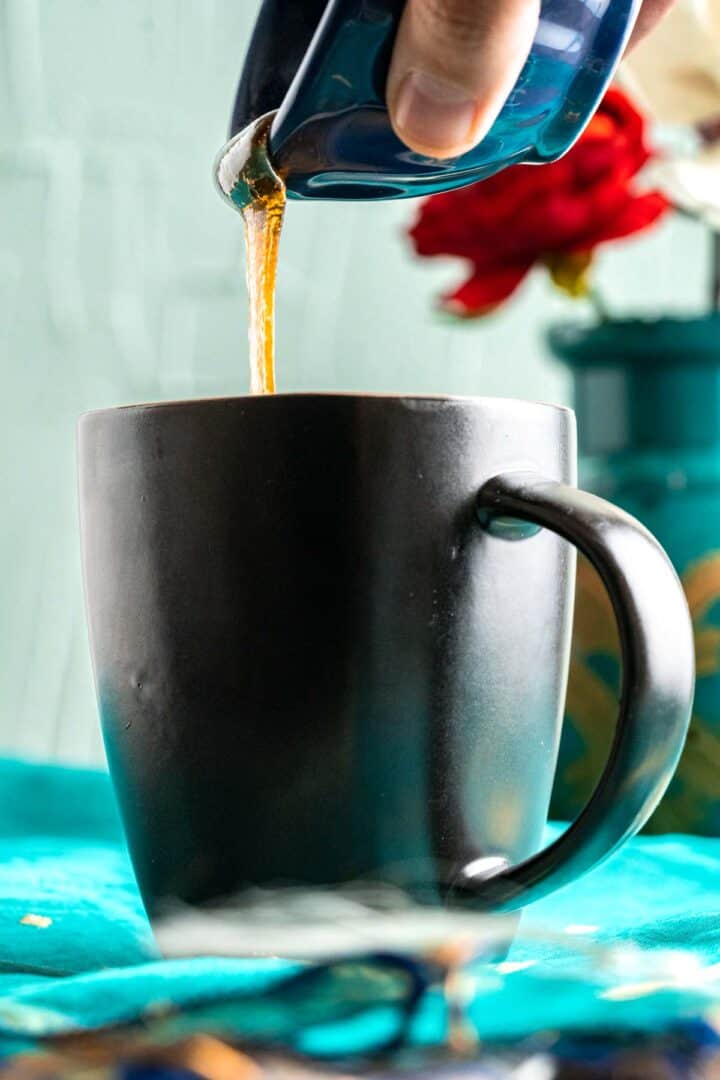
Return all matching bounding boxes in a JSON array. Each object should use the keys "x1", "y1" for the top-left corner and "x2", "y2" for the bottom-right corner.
[{"x1": 408, "y1": 87, "x2": 670, "y2": 316}]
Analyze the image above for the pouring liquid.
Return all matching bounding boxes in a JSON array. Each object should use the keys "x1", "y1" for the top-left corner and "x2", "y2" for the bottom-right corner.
[
  {"x1": 216, "y1": 115, "x2": 286, "y2": 394},
  {"x1": 244, "y1": 183, "x2": 285, "y2": 394}
]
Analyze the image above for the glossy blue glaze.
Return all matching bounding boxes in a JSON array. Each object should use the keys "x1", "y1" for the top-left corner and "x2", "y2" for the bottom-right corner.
[{"x1": 236, "y1": 0, "x2": 640, "y2": 200}]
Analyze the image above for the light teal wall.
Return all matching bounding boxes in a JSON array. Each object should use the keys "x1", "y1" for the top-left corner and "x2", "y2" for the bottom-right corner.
[{"x1": 0, "y1": 1, "x2": 708, "y2": 762}]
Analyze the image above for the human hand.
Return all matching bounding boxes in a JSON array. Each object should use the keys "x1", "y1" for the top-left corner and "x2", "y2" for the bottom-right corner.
[{"x1": 386, "y1": 0, "x2": 674, "y2": 159}]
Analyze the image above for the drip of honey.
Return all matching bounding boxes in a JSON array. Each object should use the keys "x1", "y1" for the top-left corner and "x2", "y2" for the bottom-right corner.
[
  {"x1": 215, "y1": 115, "x2": 286, "y2": 395},
  {"x1": 242, "y1": 175, "x2": 285, "y2": 395}
]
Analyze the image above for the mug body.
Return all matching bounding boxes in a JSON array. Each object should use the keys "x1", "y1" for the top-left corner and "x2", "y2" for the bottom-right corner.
[{"x1": 78, "y1": 394, "x2": 576, "y2": 918}]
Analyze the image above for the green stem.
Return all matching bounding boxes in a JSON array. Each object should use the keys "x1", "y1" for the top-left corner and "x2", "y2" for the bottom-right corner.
[{"x1": 586, "y1": 285, "x2": 611, "y2": 323}]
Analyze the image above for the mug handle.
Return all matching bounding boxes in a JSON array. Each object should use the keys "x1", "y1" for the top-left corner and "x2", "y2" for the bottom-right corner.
[{"x1": 457, "y1": 470, "x2": 694, "y2": 910}]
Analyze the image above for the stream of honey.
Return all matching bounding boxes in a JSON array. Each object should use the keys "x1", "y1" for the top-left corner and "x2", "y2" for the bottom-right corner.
[
  {"x1": 225, "y1": 116, "x2": 287, "y2": 395},
  {"x1": 216, "y1": 114, "x2": 287, "y2": 394},
  {"x1": 242, "y1": 180, "x2": 286, "y2": 394}
]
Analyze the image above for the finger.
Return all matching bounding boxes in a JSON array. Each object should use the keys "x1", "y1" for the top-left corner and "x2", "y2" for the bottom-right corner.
[
  {"x1": 386, "y1": 0, "x2": 540, "y2": 160},
  {"x1": 627, "y1": 0, "x2": 675, "y2": 48}
]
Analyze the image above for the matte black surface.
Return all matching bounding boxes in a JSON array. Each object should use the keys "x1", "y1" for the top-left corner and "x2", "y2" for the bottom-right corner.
[
  {"x1": 468, "y1": 471, "x2": 694, "y2": 907},
  {"x1": 78, "y1": 395, "x2": 692, "y2": 916}
]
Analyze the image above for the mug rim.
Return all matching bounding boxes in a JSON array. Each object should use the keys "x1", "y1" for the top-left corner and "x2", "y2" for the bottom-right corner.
[{"x1": 78, "y1": 391, "x2": 573, "y2": 422}]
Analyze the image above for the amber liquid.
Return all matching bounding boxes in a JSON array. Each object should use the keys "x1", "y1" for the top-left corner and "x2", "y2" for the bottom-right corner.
[
  {"x1": 243, "y1": 182, "x2": 286, "y2": 394},
  {"x1": 222, "y1": 115, "x2": 288, "y2": 396}
]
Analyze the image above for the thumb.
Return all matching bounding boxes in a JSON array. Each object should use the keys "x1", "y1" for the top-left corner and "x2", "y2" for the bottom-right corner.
[{"x1": 386, "y1": 0, "x2": 540, "y2": 160}]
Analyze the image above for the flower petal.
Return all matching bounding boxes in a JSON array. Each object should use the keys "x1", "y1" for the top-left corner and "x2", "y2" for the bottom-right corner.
[
  {"x1": 408, "y1": 85, "x2": 670, "y2": 314},
  {"x1": 441, "y1": 264, "x2": 532, "y2": 317}
]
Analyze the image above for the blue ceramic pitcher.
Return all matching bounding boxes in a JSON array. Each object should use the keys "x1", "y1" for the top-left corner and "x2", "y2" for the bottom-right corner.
[{"x1": 230, "y1": 0, "x2": 640, "y2": 200}]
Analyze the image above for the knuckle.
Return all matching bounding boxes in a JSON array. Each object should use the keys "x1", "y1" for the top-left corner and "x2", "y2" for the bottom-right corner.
[
  {"x1": 412, "y1": 0, "x2": 537, "y2": 50},
  {"x1": 413, "y1": 0, "x2": 493, "y2": 47}
]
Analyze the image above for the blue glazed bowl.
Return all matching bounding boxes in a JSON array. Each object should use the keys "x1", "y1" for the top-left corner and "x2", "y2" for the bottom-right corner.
[{"x1": 252, "y1": 0, "x2": 640, "y2": 200}]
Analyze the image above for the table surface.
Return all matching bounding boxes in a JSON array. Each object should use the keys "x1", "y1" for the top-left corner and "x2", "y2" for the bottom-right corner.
[{"x1": 4, "y1": 758, "x2": 720, "y2": 1077}]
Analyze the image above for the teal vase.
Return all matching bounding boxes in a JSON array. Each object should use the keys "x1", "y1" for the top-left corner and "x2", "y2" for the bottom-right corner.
[{"x1": 550, "y1": 314, "x2": 720, "y2": 834}]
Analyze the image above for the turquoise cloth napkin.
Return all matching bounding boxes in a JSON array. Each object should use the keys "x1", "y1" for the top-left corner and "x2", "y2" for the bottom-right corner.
[{"x1": 2, "y1": 758, "x2": 720, "y2": 1060}]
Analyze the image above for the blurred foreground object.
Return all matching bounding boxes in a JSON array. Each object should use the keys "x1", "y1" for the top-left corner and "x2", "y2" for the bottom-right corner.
[{"x1": 7, "y1": 760, "x2": 720, "y2": 1074}]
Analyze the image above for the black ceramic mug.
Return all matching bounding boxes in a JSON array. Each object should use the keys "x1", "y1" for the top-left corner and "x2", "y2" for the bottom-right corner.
[{"x1": 78, "y1": 394, "x2": 693, "y2": 926}]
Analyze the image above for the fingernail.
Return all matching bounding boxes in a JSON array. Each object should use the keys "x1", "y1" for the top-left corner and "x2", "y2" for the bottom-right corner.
[{"x1": 394, "y1": 71, "x2": 477, "y2": 155}]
